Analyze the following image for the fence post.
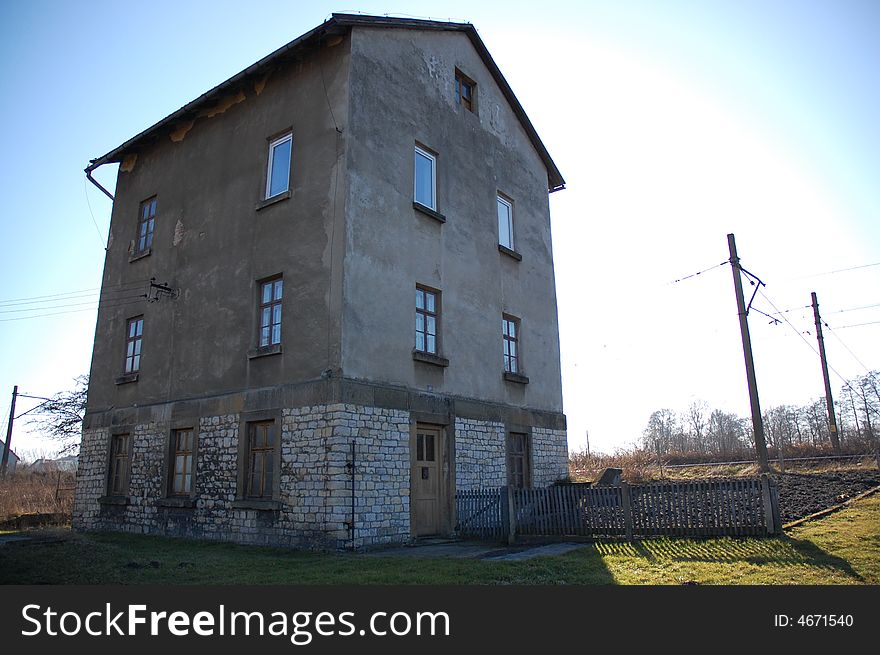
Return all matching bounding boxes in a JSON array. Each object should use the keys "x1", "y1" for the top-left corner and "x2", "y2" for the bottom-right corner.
[
  {"x1": 621, "y1": 482, "x2": 633, "y2": 541},
  {"x1": 502, "y1": 486, "x2": 516, "y2": 545},
  {"x1": 760, "y1": 474, "x2": 775, "y2": 535},
  {"x1": 769, "y1": 477, "x2": 782, "y2": 535}
]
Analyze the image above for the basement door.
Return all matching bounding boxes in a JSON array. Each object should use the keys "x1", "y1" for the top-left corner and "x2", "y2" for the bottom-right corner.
[{"x1": 411, "y1": 424, "x2": 444, "y2": 537}]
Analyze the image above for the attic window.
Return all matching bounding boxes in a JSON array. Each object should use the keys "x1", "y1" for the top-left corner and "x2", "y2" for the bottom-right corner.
[{"x1": 455, "y1": 69, "x2": 475, "y2": 112}]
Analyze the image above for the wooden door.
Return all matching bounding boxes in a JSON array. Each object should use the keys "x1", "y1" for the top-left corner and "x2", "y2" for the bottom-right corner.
[{"x1": 412, "y1": 424, "x2": 443, "y2": 536}]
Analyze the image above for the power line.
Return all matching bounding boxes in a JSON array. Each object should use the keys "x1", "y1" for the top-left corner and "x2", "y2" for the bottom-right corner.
[
  {"x1": 758, "y1": 288, "x2": 863, "y2": 396},
  {"x1": 0, "y1": 297, "x2": 149, "y2": 323},
  {"x1": 824, "y1": 321, "x2": 872, "y2": 373},
  {"x1": 667, "y1": 260, "x2": 728, "y2": 285},
  {"x1": 826, "y1": 302, "x2": 880, "y2": 315},
  {"x1": 835, "y1": 320, "x2": 880, "y2": 330},
  {"x1": 0, "y1": 279, "x2": 151, "y2": 306},
  {"x1": 792, "y1": 261, "x2": 880, "y2": 280},
  {"x1": 0, "y1": 294, "x2": 145, "y2": 314},
  {"x1": 83, "y1": 176, "x2": 107, "y2": 249}
]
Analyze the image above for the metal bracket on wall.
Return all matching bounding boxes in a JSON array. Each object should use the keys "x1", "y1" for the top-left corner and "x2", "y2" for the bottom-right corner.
[{"x1": 146, "y1": 277, "x2": 180, "y2": 302}]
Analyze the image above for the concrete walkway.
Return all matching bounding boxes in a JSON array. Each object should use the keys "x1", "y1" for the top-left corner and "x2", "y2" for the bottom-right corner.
[{"x1": 362, "y1": 539, "x2": 589, "y2": 560}]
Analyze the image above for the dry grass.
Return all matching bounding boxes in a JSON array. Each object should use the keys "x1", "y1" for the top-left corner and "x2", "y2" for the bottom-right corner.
[
  {"x1": 0, "y1": 469, "x2": 75, "y2": 523},
  {"x1": 570, "y1": 449, "x2": 879, "y2": 483}
]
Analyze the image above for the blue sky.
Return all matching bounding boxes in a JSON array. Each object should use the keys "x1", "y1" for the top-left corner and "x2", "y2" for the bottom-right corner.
[{"x1": 1, "y1": 0, "x2": 877, "y2": 457}]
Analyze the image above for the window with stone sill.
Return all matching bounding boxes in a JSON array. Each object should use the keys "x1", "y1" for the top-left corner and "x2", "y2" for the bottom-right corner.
[
  {"x1": 108, "y1": 433, "x2": 131, "y2": 496},
  {"x1": 169, "y1": 428, "x2": 196, "y2": 496},
  {"x1": 502, "y1": 315, "x2": 520, "y2": 374},
  {"x1": 265, "y1": 132, "x2": 292, "y2": 200},
  {"x1": 415, "y1": 286, "x2": 440, "y2": 355},
  {"x1": 414, "y1": 145, "x2": 437, "y2": 211},
  {"x1": 258, "y1": 276, "x2": 283, "y2": 348},
  {"x1": 124, "y1": 316, "x2": 143, "y2": 374},
  {"x1": 246, "y1": 421, "x2": 276, "y2": 499},
  {"x1": 136, "y1": 197, "x2": 156, "y2": 254}
]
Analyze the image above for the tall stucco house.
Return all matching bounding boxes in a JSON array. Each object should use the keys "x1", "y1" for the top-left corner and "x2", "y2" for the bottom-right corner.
[{"x1": 74, "y1": 14, "x2": 567, "y2": 548}]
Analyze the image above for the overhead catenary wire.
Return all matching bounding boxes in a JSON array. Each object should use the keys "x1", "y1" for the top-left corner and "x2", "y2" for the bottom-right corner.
[
  {"x1": 666, "y1": 260, "x2": 728, "y2": 285},
  {"x1": 0, "y1": 279, "x2": 152, "y2": 306},
  {"x1": 824, "y1": 321, "x2": 873, "y2": 374},
  {"x1": 0, "y1": 297, "x2": 150, "y2": 323},
  {"x1": 757, "y1": 288, "x2": 865, "y2": 397},
  {"x1": 789, "y1": 261, "x2": 880, "y2": 280}
]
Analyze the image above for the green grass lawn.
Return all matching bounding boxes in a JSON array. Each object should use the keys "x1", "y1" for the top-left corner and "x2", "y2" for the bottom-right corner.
[{"x1": 2, "y1": 494, "x2": 877, "y2": 585}]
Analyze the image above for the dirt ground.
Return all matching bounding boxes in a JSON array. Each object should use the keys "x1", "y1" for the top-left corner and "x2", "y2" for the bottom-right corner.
[{"x1": 775, "y1": 469, "x2": 880, "y2": 524}]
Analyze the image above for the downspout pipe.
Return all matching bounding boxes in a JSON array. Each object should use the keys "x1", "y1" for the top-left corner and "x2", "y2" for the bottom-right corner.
[{"x1": 85, "y1": 161, "x2": 115, "y2": 201}]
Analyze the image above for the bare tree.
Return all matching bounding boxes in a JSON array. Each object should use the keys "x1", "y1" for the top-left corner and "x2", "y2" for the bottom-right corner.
[
  {"x1": 686, "y1": 400, "x2": 709, "y2": 453},
  {"x1": 27, "y1": 375, "x2": 88, "y2": 455}
]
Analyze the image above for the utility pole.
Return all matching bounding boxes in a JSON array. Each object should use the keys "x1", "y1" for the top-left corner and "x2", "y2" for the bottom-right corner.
[
  {"x1": 811, "y1": 292, "x2": 841, "y2": 454},
  {"x1": 1, "y1": 385, "x2": 18, "y2": 477},
  {"x1": 727, "y1": 234, "x2": 770, "y2": 472}
]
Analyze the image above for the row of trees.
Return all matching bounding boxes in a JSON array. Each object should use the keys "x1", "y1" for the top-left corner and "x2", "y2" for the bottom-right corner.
[{"x1": 642, "y1": 371, "x2": 880, "y2": 457}]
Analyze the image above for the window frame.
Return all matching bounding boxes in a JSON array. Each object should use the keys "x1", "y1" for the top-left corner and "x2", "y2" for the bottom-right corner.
[
  {"x1": 502, "y1": 315, "x2": 520, "y2": 374},
  {"x1": 136, "y1": 197, "x2": 157, "y2": 254},
  {"x1": 107, "y1": 432, "x2": 132, "y2": 497},
  {"x1": 454, "y1": 68, "x2": 476, "y2": 113},
  {"x1": 124, "y1": 316, "x2": 144, "y2": 374},
  {"x1": 506, "y1": 430, "x2": 531, "y2": 490},
  {"x1": 244, "y1": 420, "x2": 278, "y2": 500},
  {"x1": 497, "y1": 194, "x2": 515, "y2": 251},
  {"x1": 415, "y1": 285, "x2": 441, "y2": 356},
  {"x1": 257, "y1": 275, "x2": 283, "y2": 349},
  {"x1": 168, "y1": 427, "x2": 197, "y2": 497},
  {"x1": 265, "y1": 132, "x2": 293, "y2": 200},
  {"x1": 414, "y1": 145, "x2": 437, "y2": 211}
]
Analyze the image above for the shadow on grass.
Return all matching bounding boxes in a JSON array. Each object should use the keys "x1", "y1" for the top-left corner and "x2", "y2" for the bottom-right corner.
[
  {"x1": 592, "y1": 536, "x2": 864, "y2": 582},
  {"x1": 0, "y1": 530, "x2": 618, "y2": 585}
]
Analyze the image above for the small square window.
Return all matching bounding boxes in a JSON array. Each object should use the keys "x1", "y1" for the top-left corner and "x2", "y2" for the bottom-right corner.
[
  {"x1": 414, "y1": 146, "x2": 436, "y2": 211},
  {"x1": 265, "y1": 133, "x2": 292, "y2": 199},
  {"x1": 258, "y1": 276, "x2": 283, "y2": 348},
  {"x1": 502, "y1": 316, "x2": 520, "y2": 374},
  {"x1": 136, "y1": 197, "x2": 156, "y2": 254},
  {"x1": 497, "y1": 195, "x2": 514, "y2": 251},
  {"x1": 415, "y1": 286, "x2": 439, "y2": 355},
  {"x1": 124, "y1": 316, "x2": 143, "y2": 374},
  {"x1": 455, "y1": 69, "x2": 476, "y2": 113}
]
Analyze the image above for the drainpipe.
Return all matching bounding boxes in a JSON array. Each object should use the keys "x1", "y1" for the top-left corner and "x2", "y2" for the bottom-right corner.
[
  {"x1": 85, "y1": 162, "x2": 115, "y2": 201},
  {"x1": 346, "y1": 440, "x2": 356, "y2": 551}
]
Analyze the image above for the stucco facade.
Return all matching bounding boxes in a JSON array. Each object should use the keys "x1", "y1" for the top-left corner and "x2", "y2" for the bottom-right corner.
[{"x1": 75, "y1": 15, "x2": 568, "y2": 549}]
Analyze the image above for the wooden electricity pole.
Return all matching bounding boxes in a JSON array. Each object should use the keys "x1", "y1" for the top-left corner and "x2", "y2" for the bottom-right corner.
[
  {"x1": 811, "y1": 292, "x2": 841, "y2": 453},
  {"x1": 1, "y1": 385, "x2": 18, "y2": 477},
  {"x1": 727, "y1": 234, "x2": 770, "y2": 472}
]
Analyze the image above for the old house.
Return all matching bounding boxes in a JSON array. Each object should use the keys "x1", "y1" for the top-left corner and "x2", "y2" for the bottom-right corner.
[{"x1": 74, "y1": 14, "x2": 567, "y2": 548}]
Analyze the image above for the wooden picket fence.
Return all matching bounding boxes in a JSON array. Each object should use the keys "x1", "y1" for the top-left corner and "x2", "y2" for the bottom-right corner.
[{"x1": 455, "y1": 477, "x2": 781, "y2": 542}]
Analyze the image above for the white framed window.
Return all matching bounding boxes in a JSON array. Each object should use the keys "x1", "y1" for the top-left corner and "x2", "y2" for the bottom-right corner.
[
  {"x1": 415, "y1": 286, "x2": 439, "y2": 355},
  {"x1": 124, "y1": 316, "x2": 143, "y2": 373},
  {"x1": 265, "y1": 133, "x2": 292, "y2": 199},
  {"x1": 258, "y1": 276, "x2": 283, "y2": 348},
  {"x1": 136, "y1": 197, "x2": 156, "y2": 254},
  {"x1": 502, "y1": 315, "x2": 520, "y2": 373},
  {"x1": 497, "y1": 195, "x2": 514, "y2": 250},
  {"x1": 414, "y1": 146, "x2": 436, "y2": 210}
]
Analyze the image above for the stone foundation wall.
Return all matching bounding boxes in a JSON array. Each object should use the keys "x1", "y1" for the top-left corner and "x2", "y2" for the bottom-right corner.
[
  {"x1": 74, "y1": 402, "x2": 567, "y2": 549},
  {"x1": 532, "y1": 427, "x2": 569, "y2": 486},
  {"x1": 454, "y1": 418, "x2": 506, "y2": 490},
  {"x1": 73, "y1": 404, "x2": 411, "y2": 549}
]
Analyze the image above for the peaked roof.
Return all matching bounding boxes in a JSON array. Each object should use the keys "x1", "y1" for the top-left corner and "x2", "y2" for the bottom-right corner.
[{"x1": 86, "y1": 14, "x2": 564, "y2": 192}]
